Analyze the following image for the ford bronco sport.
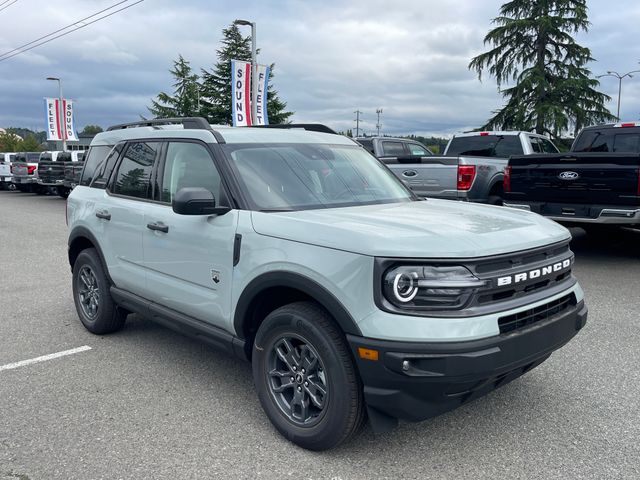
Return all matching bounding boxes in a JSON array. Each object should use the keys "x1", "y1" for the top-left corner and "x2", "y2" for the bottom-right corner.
[{"x1": 67, "y1": 118, "x2": 587, "y2": 450}]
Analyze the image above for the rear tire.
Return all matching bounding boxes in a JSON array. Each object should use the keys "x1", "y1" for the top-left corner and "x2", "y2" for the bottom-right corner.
[
  {"x1": 581, "y1": 224, "x2": 620, "y2": 237},
  {"x1": 72, "y1": 248, "x2": 127, "y2": 334},
  {"x1": 488, "y1": 195, "x2": 503, "y2": 206},
  {"x1": 252, "y1": 301, "x2": 365, "y2": 451}
]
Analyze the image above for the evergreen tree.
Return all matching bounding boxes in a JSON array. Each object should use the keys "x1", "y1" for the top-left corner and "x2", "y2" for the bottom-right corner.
[
  {"x1": 199, "y1": 24, "x2": 293, "y2": 125},
  {"x1": 149, "y1": 54, "x2": 200, "y2": 118},
  {"x1": 469, "y1": 0, "x2": 615, "y2": 137}
]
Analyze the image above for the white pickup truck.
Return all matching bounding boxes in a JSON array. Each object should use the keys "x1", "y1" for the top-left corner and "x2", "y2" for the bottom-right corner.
[
  {"x1": 0, "y1": 153, "x2": 16, "y2": 190},
  {"x1": 377, "y1": 131, "x2": 559, "y2": 205}
]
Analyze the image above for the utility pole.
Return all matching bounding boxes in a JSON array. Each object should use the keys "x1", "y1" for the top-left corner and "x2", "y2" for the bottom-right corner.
[
  {"x1": 46, "y1": 76, "x2": 66, "y2": 151},
  {"x1": 597, "y1": 70, "x2": 640, "y2": 120},
  {"x1": 354, "y1": 110, "x2": 362, "y2": 137},
  {"x1": 234, "y1": 19, "x2": 257, "y2": 124},
  {"x1": 376, "y1": 108, "x2": 383, "y2": 136}
]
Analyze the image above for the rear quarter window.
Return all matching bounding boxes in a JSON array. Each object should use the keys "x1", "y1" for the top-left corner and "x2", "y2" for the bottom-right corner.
[{"x1": 80, "y1": 146, "x2": 114, "y2": 186}]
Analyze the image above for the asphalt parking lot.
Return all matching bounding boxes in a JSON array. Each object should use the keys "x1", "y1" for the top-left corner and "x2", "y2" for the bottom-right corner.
[{"x1": 1, "y1": 190, "x2": 639, "y2": 480}]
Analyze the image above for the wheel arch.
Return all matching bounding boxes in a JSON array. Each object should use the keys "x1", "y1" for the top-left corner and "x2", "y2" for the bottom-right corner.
[
  {"x1": 68, "y1": 226, "x2": 113, "y2": 284},
  {"x1": 234, "y1": 271, "x2": 363, "y2": 359}
]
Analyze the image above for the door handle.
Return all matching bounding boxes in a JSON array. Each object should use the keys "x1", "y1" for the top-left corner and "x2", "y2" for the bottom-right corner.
[
  {"x1": 147, "y1": 222, "x2": 169, "y2": 233},
  {"x1": 95, "y1": 210, "x2": 111, "y2": 220}
]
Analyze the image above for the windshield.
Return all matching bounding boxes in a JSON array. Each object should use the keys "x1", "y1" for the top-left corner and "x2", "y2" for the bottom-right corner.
[{"x1": 225, "y1": 143, "x2": 414, "y2": 211}]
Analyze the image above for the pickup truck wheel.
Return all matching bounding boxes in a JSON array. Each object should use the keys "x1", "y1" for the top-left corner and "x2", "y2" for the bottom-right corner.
[
  {"x1": 72, "y1": 248, "x2": 127, "y2": 334},
  {"x1": 252, "y1": 301, "x2": 365, "y2": 451},
  {"x1": 488, "y1": 195, "x2": 503, "y2": 206},
  {"x1": 57, "y1": 186, "x2": 69, "y2": 199}
]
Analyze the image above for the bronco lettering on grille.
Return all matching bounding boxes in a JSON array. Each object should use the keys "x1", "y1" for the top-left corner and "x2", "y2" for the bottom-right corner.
[{"x1": 497, "y1": 258, "x2": 571, "y2": 286}]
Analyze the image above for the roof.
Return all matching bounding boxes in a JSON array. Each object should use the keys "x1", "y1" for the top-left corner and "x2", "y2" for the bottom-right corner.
[{"x1": 92, "y1": 120, "x2": 355, "y2": 147}]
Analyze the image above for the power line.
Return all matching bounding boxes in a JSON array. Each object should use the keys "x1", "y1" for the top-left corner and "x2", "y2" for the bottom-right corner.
[
  {"x1": 0, "y1": 0, "x2": 143, "y2": 63},
  {"x1": 0, "y1": 0, "x2": 17, "y2": 13},
  {"x1": 0, "y1": 0, "x2": 131, "y2": 60}
]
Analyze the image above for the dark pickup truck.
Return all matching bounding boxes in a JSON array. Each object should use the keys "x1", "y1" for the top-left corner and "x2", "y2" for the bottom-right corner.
[
  {"x1": 38, "y1": 151, "x2": 85, "y2": 198},
  {"x1": 504, "y1": 123, "x2": 640, "y2": 228}
]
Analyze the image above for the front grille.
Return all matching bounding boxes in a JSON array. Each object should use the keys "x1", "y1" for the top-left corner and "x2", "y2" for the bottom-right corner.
[{"x1": 498, "y1": 293, "x2": 576, "y2": 334}]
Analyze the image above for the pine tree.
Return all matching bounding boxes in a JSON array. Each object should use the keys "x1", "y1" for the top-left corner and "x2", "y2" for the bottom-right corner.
[
  {"x1": 469, "y1": 0, "x2": 615, "y2": 137},
  {"x1": 199, "y1": 24, "x2": 293, "y2": 125},
  {"x1": 149, "y1": 54, "x2": 200, "y2": 118}
]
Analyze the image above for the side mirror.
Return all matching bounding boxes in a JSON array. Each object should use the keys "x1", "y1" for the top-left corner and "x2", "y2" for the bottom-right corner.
[{"x1": 172, "y1": 187, "x2": 230, "y2": 216}]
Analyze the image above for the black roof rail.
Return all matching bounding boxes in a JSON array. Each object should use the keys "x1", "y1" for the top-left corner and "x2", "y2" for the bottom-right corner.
[
  {"x1": 106, "y1": 117, "x2": 226, "y2": 144},
  {"x1": 254, "y1": 124, "x2": 338, "y2": 135}
]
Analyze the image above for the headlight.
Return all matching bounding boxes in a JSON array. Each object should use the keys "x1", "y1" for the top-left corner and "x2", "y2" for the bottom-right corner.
[{"x1": 382, "y1": 265, "x2": 486, "y2": 311}]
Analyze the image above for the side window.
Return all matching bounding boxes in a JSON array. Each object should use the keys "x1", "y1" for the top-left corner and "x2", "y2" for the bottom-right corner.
[
  {"x1": 407, "y1": 143, "x2": 430, "y2": 156},
  {"x1": 112, "y1": 142, "x2": 160, "y2": 199},
  {"x1": 80, "y1": 146, "x2": 113, "y2": 186},
  {"x1": 529, "y1": 137, "x2": 542, "y2": 153},
  {"x1": 381, "y1": 141, "x2": 406, "y2": 156},
  {"x1": 91, "y1": 145, "x2": 123, "y2": 189},
  {"x1": 160, "y1": 142, "x2": 222, "y2": 204}
]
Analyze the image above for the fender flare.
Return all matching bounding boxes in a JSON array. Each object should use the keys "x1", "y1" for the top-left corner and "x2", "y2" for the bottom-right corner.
[
  {"x1": 67, "y1": 226, "x2": 113, "y2": 284},
  {"x1": 233, "y1": 271, "x2": 363, "y2": 338}
]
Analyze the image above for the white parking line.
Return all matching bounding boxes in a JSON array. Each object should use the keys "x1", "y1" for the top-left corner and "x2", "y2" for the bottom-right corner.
[{"x1": 0, "y1": 346, "x2": 92, "y2": 372}]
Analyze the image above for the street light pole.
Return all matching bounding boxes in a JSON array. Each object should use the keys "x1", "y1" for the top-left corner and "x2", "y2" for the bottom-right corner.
[
  {"x1": 46, "y1": 77, "x2": 66, "y2": 151},
  {"x1": 596, "y1": 70, "x2": 640, "y2": 120},
  {"x1": 376, "y1": 108, "x2": 383, "y2": 136},
  {"x1": 234, "y1": 19, "x2": 257, "y2": 125}
]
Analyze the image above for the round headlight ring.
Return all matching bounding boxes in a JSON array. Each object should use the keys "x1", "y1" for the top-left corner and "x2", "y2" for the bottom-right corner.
[{"x1": 392, "y1": 271, "x2": 419, "y2": 303}]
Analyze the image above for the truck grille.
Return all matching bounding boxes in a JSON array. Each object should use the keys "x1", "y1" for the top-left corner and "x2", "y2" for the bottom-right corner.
[{"x1": 498, "y1": 293, "x2": 576, "y2": 334}]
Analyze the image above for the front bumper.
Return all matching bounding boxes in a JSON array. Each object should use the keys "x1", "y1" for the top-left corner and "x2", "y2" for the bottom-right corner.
[
  {"x1": 347, "y1": 300, "x2": 587, "y2": 423},
  {"x1": 505, "y1": 202, "x2": 640, "y2": 225}
]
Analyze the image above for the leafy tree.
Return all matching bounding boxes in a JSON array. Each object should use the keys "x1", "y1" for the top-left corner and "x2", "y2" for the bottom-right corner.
[
  {"x1": 469, "y1": 0, "x2": 615, "y2": 137},
  {"x1": 149, "y1": 54, "x2": 200, "y2": 118},
  {"x1": 19, "y1": 134, "x2": 43, "y2": 152},
  {"x1": 81, "y1": 125, "x2": 103, "y2": 135},
  {"x1": 0, "y1": 130, "x2": 22, "y2": 152},
  {"x1": 199, "y1": 24, "x2": 293, "y2": 125}
]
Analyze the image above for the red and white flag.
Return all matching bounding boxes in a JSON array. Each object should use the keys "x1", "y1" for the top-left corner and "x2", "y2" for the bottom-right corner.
[
  {"x1": 231, "y1": 60, "x2": 252, "y2": 127},
  {"x1": 44, "y1": 98, "x2": 78, "y2": 141}
]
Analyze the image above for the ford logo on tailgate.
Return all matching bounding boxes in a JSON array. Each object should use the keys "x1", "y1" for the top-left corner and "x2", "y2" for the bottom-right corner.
[{"x1": 558, "y1": 171, "x2": 580, "y2": 180}]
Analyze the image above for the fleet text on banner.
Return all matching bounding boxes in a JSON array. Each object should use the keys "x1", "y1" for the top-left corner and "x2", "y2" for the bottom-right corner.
[
  {"x1": 254, "y1": 64, "x2": 270, "y2": 126},
  {"x1": 44, "y1": 98, "x2": 62, "y2": 141},
  {"x1": 231, "y1": 59, "x2": 252, "y2": 126},
  {"x1": 63, "y1": 100, "x2": 79, "y2": 141}
]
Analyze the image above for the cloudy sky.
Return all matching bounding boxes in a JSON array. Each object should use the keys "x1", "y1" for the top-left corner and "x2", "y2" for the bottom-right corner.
[{"x1": 1, "y1": 0, "x2": 639, "y2": 137}]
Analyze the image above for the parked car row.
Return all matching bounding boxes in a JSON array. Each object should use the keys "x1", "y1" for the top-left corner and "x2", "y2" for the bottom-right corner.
[
  {"x1": 1, "y1": 150, "x2": 85, "y2": 197},
  {"x1": 359, "y1": 124, "x2": 639, "y2": 231}
]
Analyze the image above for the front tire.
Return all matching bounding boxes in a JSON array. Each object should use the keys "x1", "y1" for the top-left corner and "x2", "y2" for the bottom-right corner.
[
  {"x1": 252, "y1": 301, "x2": 365, "y2": 451},
  {"x1": 72, "y1": 248, "x2": 127, "y2": 334}
]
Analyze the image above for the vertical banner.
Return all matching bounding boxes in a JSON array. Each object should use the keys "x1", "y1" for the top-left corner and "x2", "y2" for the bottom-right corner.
[
  {"x1": 44, "y1": 97, "x2": 62, "y2": 141},
  {"x1": 231, "y1": 59, "x2": 252, "y2": 126},
  {"x1": 63, "y1": 100, "x2": 79, "y2": 141},
  {"x1": 44, "y1": 97, "x2": 78, "y2": 141},
  {"x1": 254, "y1": 64, "x2": 270, "y2": 126}
]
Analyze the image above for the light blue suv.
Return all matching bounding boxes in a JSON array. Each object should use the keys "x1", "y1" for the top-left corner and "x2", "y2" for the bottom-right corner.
[{"x1": 66, "y1": 118, "x2": 587, "y2": 450}]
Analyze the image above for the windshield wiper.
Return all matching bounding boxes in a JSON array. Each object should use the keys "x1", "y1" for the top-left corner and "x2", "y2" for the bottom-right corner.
[{"x1": 259, "y1": 208, "x2": 296, "y2": 212}]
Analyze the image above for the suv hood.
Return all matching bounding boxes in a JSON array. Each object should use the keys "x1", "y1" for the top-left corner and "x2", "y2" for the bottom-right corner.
[{"x1": 250, "y1": 199, "x2": 570, "y2": 258}]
